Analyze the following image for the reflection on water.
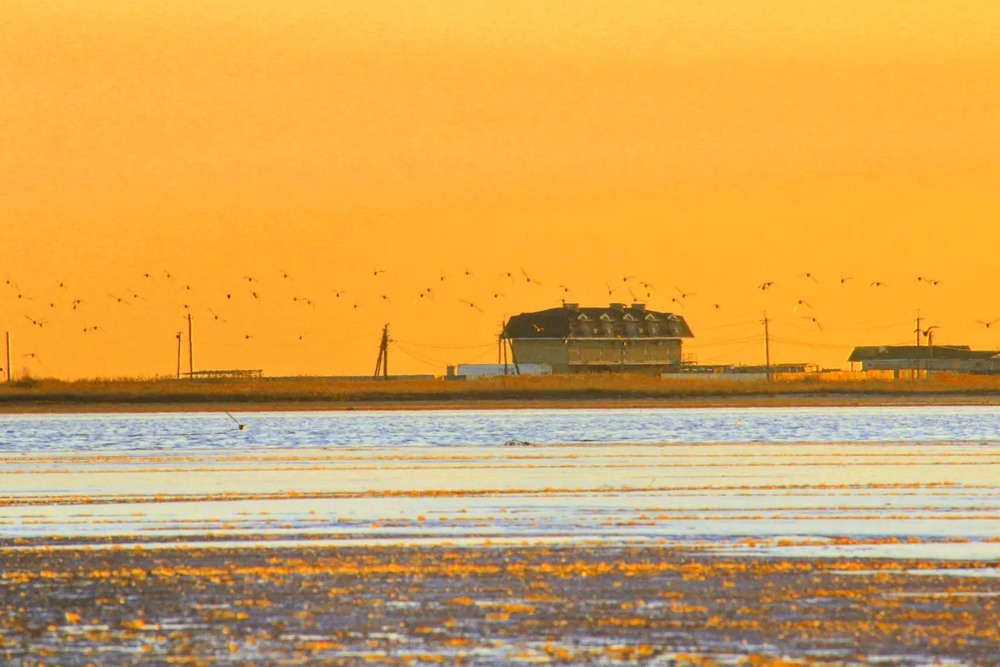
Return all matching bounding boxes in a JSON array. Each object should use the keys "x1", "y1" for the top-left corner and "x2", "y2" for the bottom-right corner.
[{"x1": 1, "y1": 407, "x2": 998, "y2": 559}]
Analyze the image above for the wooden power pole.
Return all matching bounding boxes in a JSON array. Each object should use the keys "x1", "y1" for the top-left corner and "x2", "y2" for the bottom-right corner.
[
  {"x1": 176, "y1": 331, "x2": 182, "y2": 380},
  {"x1": 187, "y1": 314, "x2": 194, "y2": 379},
  {"x1": 763, "y1": 311, "x2": 772, "y2": 381},
  {"x1": 5, "y1": 332, "x2": 10, "y2": 383},
  {"x1": 373, "y1": 324, "x2": 389, "y2": 379}
]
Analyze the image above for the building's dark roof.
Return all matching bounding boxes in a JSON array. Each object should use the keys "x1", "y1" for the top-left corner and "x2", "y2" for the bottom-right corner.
[
  {"x1": 505, "y1": 304, "x2": 693, "y2": 339},
  {"x1": 848, "y1": 345, "x2": 999, "y2": 362}
]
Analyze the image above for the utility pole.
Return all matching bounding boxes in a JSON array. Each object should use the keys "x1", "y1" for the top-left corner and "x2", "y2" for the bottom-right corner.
[
  {"x1": 502, "y1": 329, "x2": 509, "y2": 376},
  {"x1": 5, "y1": 332, "x2": 10, "y2": 383},
  {"x1": 176, "y1": 332, "x2": 182, "y2": 380},
  {"x1": 915, "y1": 312, "x2": 922, "y2": 347},
  {"x1": 187, "y1": 313, "x2": 194, "y2": 379},
  {"x1": 373, "y1": 324, "x2": 389, "y2": 379},
  {"x1": 763, "y1": 311, "x2": 772, "y2": 381},
  {"x1": 927, "y1": 326, "x2": 937, "y2": 375}
]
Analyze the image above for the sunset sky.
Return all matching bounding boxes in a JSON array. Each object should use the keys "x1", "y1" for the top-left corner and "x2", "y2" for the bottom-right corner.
[{"x1": 3, "y1": 1, "x2": 999, "y2": 379}]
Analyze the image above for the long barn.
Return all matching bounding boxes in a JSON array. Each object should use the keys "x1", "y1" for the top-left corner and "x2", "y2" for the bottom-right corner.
[{"x1": 503, "y1": 303, "x2": 693, "y2": 375}]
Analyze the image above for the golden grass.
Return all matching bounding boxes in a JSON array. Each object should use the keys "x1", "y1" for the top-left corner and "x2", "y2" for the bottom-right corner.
[{"x1": 1, "y1": 371, "x2": 999, "y2": 410}]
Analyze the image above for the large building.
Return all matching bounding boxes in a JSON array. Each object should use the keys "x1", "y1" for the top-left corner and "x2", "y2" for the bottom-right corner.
[
  {"x1": 848, "y1": 345, "x2": 1000, "y2": 373},
  {"x1": 504, "y1": 303, "x2": 693, "y2": 375}
]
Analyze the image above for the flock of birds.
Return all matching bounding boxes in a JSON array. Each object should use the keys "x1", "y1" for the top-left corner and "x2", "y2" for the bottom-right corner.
[{"x1": 2, "y1": 266, "x2": 997, "y2": 375}]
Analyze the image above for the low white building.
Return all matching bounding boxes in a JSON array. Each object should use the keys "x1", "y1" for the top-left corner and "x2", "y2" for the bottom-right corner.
[{"x1": 446, "y1": 363, "x2": 552, "y2": 378}]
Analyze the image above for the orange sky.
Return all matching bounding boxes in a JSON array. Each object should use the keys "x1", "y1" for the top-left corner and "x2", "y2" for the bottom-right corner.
[{"x1": 2, "y1": 1, "x2": 1000, "y2": 379}]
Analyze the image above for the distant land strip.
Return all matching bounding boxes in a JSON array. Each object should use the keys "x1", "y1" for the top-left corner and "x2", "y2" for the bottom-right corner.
[{"x1": 2, "y1": 375, "x2": 1000, "y2": 412}]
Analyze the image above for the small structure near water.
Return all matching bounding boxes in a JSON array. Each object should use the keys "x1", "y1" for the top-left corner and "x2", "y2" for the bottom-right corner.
[{"x1": 848, "y1": 345, "x2": 1000, "y2": 373}]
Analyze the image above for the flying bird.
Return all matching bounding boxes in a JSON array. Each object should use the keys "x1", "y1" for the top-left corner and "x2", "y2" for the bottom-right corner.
[
  {"x1": 797, "y1": 272, "x2": 820, "y2": 283},
  {"x1": 839, "y1": 275, "x2": 854, "y2": 284},
  {"x1": 976, "y1": 318, "x2": 1000, "y2": 329},
  {"x1": 758, "y1": 281, "x2": 774, "y2": 291},
  {"x1": 520, "y1": 267, "x2": 541, "y2": 285},
  {"x1": 803, "y1": 317, "x2": 822, "y2": 330},
  {"x1": 869, "y1": 281, "x2": 884, "y2": 288},
  {"x1": 460, "y1": 300, "x2": 484, "y2": 313}
]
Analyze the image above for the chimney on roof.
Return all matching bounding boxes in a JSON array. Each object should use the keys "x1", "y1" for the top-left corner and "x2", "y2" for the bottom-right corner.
[
  {"x1": 562, "y1": 302, "x2": 579, "y2": 311},
  {"x1": 631, "y1": 303, "x2": 646, "y2": 311},
  {"x1": 609, "y1": 302, "x2": 625, "y2": 312}
]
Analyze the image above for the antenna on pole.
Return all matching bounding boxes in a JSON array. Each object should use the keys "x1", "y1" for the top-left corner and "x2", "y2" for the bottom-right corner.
[
  {"x1": 373, "y1": 324, "x2": 389, "y2": 379},
  {"x1": 762, "y1": 311, "x2": 772, "y2": 381}
]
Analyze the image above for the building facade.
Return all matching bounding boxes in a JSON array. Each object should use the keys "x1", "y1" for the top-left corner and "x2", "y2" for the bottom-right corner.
[{"x1": 504, "y1": 303, "x2": 693, "y2": 374}]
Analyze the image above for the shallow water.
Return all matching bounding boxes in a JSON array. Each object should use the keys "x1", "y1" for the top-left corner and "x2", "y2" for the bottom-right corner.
[
  {"x1": 1, "y1": 406, "x2": 998, "y2": 559},
  {"x1": 1, "y1": 404, "x2": 999, "y2": 451}
]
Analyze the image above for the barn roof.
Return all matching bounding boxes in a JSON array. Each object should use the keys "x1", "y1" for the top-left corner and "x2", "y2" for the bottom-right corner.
[
  {"x1": 847, "y1": 345, "x2": 998, "y2": 362},
  {"x1": 505, "y1": 304, "x2": 693, "y2": 339}
]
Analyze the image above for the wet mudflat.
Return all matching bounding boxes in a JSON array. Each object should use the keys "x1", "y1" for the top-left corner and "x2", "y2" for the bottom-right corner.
[{"x1": 1, "y1": 544, "x2": 997, "y2": 666}]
